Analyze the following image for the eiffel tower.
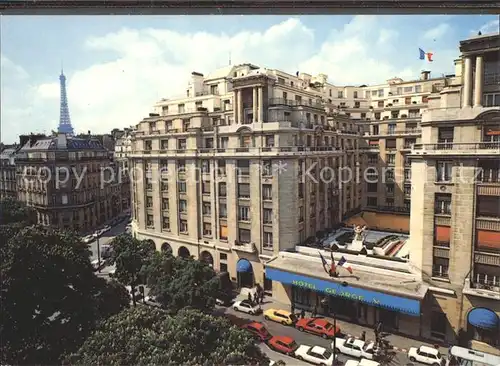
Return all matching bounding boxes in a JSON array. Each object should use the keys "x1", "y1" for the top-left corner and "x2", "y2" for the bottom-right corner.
[{"x1": 57, "y1": 69, "x2": 74, "y2": 135}]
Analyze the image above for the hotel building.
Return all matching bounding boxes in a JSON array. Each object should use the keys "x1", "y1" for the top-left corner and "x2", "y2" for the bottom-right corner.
[
  {"x1": 130, "y1": 32, "x2": 500, "y2": 352},
  {"x1": 0, "y1": 146, "x2": 20, "y2": 200}
]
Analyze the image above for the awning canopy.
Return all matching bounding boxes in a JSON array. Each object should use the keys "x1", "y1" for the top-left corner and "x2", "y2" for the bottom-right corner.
[
  {"x1": 237, "y1": 259, "x2": 253, "y2": 273},
  {"x1": 468, "y1": 308, "x2": 499, "y2": 330}
]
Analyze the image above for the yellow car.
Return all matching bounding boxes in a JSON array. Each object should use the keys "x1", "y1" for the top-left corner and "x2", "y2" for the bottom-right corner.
[{"x1": 264, "y1": 308, "x2": 297, "y2": 326}]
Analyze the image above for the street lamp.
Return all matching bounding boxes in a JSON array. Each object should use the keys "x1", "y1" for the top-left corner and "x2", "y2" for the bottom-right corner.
[{"x1": 97, "y1": 235, "x2": 101, "y2": 273}]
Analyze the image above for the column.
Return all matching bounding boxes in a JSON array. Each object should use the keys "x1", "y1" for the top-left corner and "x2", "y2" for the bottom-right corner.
[
  {"x1": 237, "y1": 90, "x2": 243, "y2": 124},
  {"x1": 463, "y1": 57, "x2": 472, "y2": 108},
  {"x1": 253, "y1": 87, "x2": 258, "y2": 123},
  {"x1": 258, "y1": 86, "x2": 264, "y2": 122},
  {"x1": 233, "y1": 90, "x2": 239, "y2": 124},
  {"x1": 474, "y1": 56, "x2": 484, "y2": 108}
]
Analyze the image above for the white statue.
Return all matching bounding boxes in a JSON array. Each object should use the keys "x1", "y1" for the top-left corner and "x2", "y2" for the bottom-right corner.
[{"x1": 353, "y1": 225, "x2": 367, "y2": 242}]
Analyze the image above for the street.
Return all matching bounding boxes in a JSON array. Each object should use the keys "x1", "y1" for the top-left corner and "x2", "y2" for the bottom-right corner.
[
  {"x1": 220, "y1": 305, "x2": 415, "y2": 366},
  {"x1": 88, "y1": 219, "x2": 129, "y2": 260}
]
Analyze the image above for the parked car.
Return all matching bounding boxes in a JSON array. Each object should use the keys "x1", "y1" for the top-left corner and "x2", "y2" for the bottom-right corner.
[
  {"x1": 295, "y1": 317, "x2": 340, "y2": 339},
  {"x1": 407, "y1": 345, "x2": 445, "y2": 366},
  {"x1": 144, "y1": 295, "x2": 161, "y2": 307},
  {"x1": 102, "y1": 225, "x2": 111, "y2": 233},
  {"x1": 344, "y1": 359, "x2": 381, "y2": 366},
  {"x1": 268, "y1": 336, "x2": 299, "y2": 356},
  {"x1": 125, "y1": 286, "x2": 143, "y2": 302},
  {"x1": 264, "y1": 308, "x2": 297, "y2": 326},
  {"x1": 295, "y1": 345, "x2": 334, "y2": 366},
  {"x1": 241, "y1": 322, "x2": 272, "y2": 342},
  {"x1": 233, "y1": 300, "x2": 262, "y2": 315},
  {"x1": 332, "y1": 337, "x2": 376, "y2": 359},
  {"x1": 91, "y1": 258, "x2": 106, "y2": 271},
  {"x1": 82, "y1": 235, "x2": 94, "y2": 244}
]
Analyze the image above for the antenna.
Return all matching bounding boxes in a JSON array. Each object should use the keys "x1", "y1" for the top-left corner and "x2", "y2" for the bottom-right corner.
[{"x1": 229, "y1": 52, "x2": 232, "y2": 66}]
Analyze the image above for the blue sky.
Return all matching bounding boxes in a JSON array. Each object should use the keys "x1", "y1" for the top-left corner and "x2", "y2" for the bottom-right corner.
[{"x1": 1, "y1": 15, "x2": 499, "y2": 143}]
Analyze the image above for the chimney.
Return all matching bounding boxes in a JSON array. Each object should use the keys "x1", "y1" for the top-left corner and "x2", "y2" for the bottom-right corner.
[{"x1": 420, "y1": 70, "x2": 431, "y2": 81}]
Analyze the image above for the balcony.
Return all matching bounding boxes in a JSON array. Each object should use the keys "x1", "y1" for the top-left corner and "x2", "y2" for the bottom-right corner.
[
  {"x1": 463, "y1": 276, "x2": 500, "y2": 301},
  {"x1": 231, "y1": 241, "x2": 257, "y2": 254},
  {"x1": 412, "y1": 142, "x2": 500, "y2": 156}
]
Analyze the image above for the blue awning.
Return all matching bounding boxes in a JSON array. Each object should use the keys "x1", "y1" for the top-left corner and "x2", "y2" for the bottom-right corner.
[
  {"x1": 468, "y1": 308, "x2": 499, "y2": 330},
  {"x1": 237, "y1": 259, "x2": 253, "y2": 273},
  {"x1": 265, "y1": 267, "x2": 422, "y2": 316}
]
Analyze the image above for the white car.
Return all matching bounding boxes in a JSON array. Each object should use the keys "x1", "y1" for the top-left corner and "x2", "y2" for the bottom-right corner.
[
  {"x1": 145, "y1": 295, "x2": 161, "y2": 307},
  {"x1": 295, "y1": 345, "x2": 334, "y2": 366},
  {"x1": 408, "y1": 345, "x2": 444, "y2": 366},
  {"x1": 232, "y1": 300, "x2": 262, "y2": 315},
  {"x1": 332, "y1": 337, "x2": 377, "y2": 359},
  {"x1": 91, "y1": 258, "x2": 106, "y2": 270},
  {"x1": 345, "y1": 360, "x2": 380, "y2": 366},
  {"x1": 103, "y1": 225, "x2": 111, "y2": 233}
]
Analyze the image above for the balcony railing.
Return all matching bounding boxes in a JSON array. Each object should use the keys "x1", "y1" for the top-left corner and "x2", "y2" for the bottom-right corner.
[
  {"x1": 268, "y1": 98, "x2": 324, "y2": 109},
  {"x1": 417, "y1": 142, "x2": 500, "y2": 150},
  {"x1": 132, "y1": 146, "x2": 343, "y2": 156}
]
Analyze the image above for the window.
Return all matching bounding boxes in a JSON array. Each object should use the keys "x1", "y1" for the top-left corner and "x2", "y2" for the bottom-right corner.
[
  {"x1": 240, "y1": 135, "x2": 252, "y2": 148},
  {"x1": 147, "y1": 214, "x2": 154, "y2": 228},
  {"x1": 218, "y1": 160, "x2": 226, "y2": 176},
  {"x1": 177, "y1": 139, "x2": 187, "y2": 150},
  {"x1": 353, "y1": 91, "x2": 358, "y2": 99},
  {"x1": 367, "y1": 197, "x2": 377, "y2": 207},
  {"x1": 160, "y1": 139, "x2": 168, "y2": 150},
  {"x1": 377, "y1": 101, "x2": 384, "y2": 108},
  {"x1": 262, "y1": 160, "x2": 273, "y2": 176},
  {"x1": 220, "y1": 262, "x2": 228, "y2": 272},
  {"x1": 219, "y1": 183, "x2": 227, "y2": 197},
  {"x1": 403, "y1": 86, "x2": 413, "y2": 93},
  {"x1": 146, "y1": 196, "x2": 153, "y2": 208},
  {"x1": 238, "y1": 206, "x2": 250, "y2": 221},
  {"x1": 368, "y1": 154, "x2": 378, "y2": 164},
  {"x1": 219, "y1": 203, "x2": 227, "y2": 218},
  {"x1": 367, "y1": 183, "x2": 378, "y2": 193},
  {"x1": 202, "y1": 182, "x2": 211, "y2": 194},
  {"x1": 338, "y1": 91, "x2": 343, "y2": 98},
  {"x1": 477, "y1": 160, "x2": 500, "y2": 182},
  {"x1": 263, "y1": 232, "x2": 273, "y2": 250},
  {"x1": 180, "y1": 220, "x2": 188, "y2": 233},
  {"x1": 385, "y1": 169, "x2": 395, "y2": 182},
  {"x1": 377, "y1": 89, "x2": 384, "y2": 97},
  {"x1": 219, "y1": 137, "x2": 228, "y2": 149},
  {"x1": 434, "y1": 225, "x2": 451, "y2": 247},
  {"x1": 238, "y1": 183, "x2": 250, "y2": 198},
  {"x1": 386, "y1": 139, "x2": 397, "y2": 149},
  {"x1": 386, "y1": 198, "x2": 394, "y2": 207},
  {"x1": 178, "y1": 181, "x2": 187, "y2": 193},
  {"x1": 436, "y1": 161, "x2": 452, "y2": 182},
  {"x1": 263, "y1": 184, "x2": 272, "y2": 200},
  {"x1": 404, "y1": 199, "x2": 411, "y2": 211},
  {"x1": 178, "y1": 104, "x2": 185, "y2": 113},
  {"x1": 220, "y1": 253, "x2": 227, "y2": 261},
  {"x1": 386, "y1": 154, "x2": 395, "y2": 165},
  {"x1": 203, "y1": 223, "x2": 212, "y2": 237},
  {"x1": 415, "y1": 85, "x2": 422, "y2": 93},
  {"x1": 476, "y1": 196, "x2": 500, "y2": 217},
  {"x1": 438, "y1": 127, "x2": 454, "y2": 144},
  {"x1": 299, "y1": 206, "x2": 304, "y2": 222},
  {"x1": 237, "y1": 159, "x2": 250, "y2": 175},
  {"x1": 404, "y1": 186, "x2": 411, "y2": 196},
  {"x1": 179, "y1": 199, "x2": 187, "y2": 213},
  {"x1": 430, "y1": 312, "x2": 447, "y2": 340},
  {"x1": 220, "y1": 224, "x2": 228, "y2": 240},
  {"x1": 161, "y1": 181, "x2": 168, "y2": 192},
  {"x1": 201, "y1": 160, "x2": 210, "y2": 173},
  {"x1": 265, "y1": 135, "x2": 275, "y2": 147},
  {"x1": 239, "y1": 228, "x2": 251, "y2": 243},
  {"x1": 202, "y1": 203, "x2": 211, "y2": 216},
  {"x1": 432, "y1": 257, "x2": 449, "y2": 278},
  {"x1": 404, "y1": 169, "x2": 411, "y2": 181},
  {"x1": 263, "y1": 208, "x2": 273, "y2": 224},
  {"x1": 205, "y1": 138, "x2": 214, "y2": 148},
  {"x1": 145, "y1": 178, "x2": 153, "y2": 191},
  {"x1": 162, "y1": 198, "x2": 169, "y2": 210},
  {"x1": 404, "y1": 138, "x2": 416, "y2": 149},
  {"x1": 435, "y1": 194, "x2": 451, "y2": 215},
  {"x1": 162, "y1": 216, "x2": 170, "y2": 230},
  {"x1": 386, "y1": 183, "x2": 394, "y2": 194},
  {"x1": 483, "y1": 93, "x2": 500, "y2": 107},
  {"x1": 182, "y1": 119, "x2": 190, "y2": 131}
]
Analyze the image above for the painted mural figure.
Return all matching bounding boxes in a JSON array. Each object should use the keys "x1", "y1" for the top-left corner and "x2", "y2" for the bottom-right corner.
[{"x1": 353, "y1": 224, "x2": 367, "y2": 242}]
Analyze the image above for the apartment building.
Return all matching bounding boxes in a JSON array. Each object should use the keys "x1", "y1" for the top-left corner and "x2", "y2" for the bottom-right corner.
[
  {"x1": 16, "y1": 133, "x2": 127, "y2": 233},
  {"x1": 409, "y1": 32, "x2": 499, "y2": 354},
  {"x1": 130, "y1": 64, "x2": 362, "y2": 289},
  {"x1": 0, "y1": 146, "x2": 20, "y2": 200},
  {"x1": 114, "y1": 129, "x2": 133, "y2": 211}
]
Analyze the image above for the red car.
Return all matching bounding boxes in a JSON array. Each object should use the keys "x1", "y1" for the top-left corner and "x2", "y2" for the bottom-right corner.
[
  {"x1": 241, "y1": 321, "x2": 272, "y2": 342},
  {"x1": 295, "y1": 317, "x2": 340, "y2": 339},
  {"x1": 268, "y1": 336, "x2": 299, "y2": 356}
]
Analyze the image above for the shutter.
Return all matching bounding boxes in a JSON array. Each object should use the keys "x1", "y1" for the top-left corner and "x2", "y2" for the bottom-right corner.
[{"x1": 477, "y1": 230, "x2": 500, "y2": 250}]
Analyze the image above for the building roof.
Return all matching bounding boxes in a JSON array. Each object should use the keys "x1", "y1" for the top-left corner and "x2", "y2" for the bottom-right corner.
[
  {"x1": 19, "y1": 135, "x2": 107, "y2": 151},
  {"x1": 0, "y1": 148, "x2": 18, "y2": 159},
  {"x1": 205, "y1": 65, "x2": 235, "y2": 80},
  {"x1": 266, "y1": 252, "x2": 428, "y2": 299}
]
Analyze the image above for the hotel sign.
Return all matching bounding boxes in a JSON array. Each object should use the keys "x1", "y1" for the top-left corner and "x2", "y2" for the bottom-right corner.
[{"x1": 267, "y1": 268, "x2": 421, "y2": 316}]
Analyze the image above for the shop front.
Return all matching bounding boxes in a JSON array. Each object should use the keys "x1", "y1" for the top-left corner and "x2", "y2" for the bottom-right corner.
[{"x1": 265, "y1": 255, "x2": 428, "y2": 338}]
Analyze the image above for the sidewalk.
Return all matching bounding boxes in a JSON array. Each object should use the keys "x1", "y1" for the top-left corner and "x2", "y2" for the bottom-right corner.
[{"x1": 237, "y1": 292, "x2": 449, "y2": 355}]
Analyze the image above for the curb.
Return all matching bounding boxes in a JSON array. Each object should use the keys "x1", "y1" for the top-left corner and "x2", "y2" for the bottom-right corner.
[{"x1": 344, "y1": 334, "x2": 408, "y2": 353}]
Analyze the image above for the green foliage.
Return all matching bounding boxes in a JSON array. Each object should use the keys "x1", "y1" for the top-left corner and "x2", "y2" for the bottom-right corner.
[
  {"x1": 0, "y1": 197, "x2": 37, "y2": 226},
  {"x1": 0, "y1": 225, "x2": 129, "y2": 365},
  {"x1": 67, "y1": 306, "x2": 270, "y2": 366},
  {"x1": 144, "y1": 251, "x2": 220, "y2": 313},
  {"x1": 108, "y1": 234, "x2": 156, "y2": 305}
]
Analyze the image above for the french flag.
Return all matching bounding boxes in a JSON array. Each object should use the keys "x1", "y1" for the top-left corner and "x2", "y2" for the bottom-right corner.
[{"x1": 338, "y1": 256, "x2": 353, "y2": 274}]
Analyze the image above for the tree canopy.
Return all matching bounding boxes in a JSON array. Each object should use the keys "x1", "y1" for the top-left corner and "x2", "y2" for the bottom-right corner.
[
  {"x1": 108, "y1": 233, "x2": 156, "y2": 305},
  {"x1": 0, "y1": 224, "x2": 129, "y2": 365},
  {"x1": 67, "y1": 306, "x2": 270, "y2": 366},
  {"x1": 144, "y1": 251, "x2": 221, "y2": 313}
]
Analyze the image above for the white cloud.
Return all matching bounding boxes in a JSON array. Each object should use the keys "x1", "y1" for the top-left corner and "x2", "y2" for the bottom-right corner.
[
  {"x1": 423, "y1": 23, "x2": 450, "y2": 40},
  {"x1": 479, "y1": 19, "x2": 500, "y2": 34},
  {"x1": 2, "y1": 16, "x2": 462, "y2": 142}
]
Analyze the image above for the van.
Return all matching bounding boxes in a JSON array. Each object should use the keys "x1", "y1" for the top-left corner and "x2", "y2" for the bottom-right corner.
[{"x1": 345, "y1": 359, "x2": 381, "y2": 366}]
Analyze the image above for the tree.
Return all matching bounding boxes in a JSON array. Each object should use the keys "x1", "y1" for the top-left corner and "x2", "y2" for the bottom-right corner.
[
  {"x1": 0, "y1": 197, "x2": 37, "y2": 247},
  {"x1": 0, "y1": 225, "x2": 129, "y2": 365},
  {"x1": 108, "y1": 233, "x2": 156, "y2": 306},
  {"x1": 67, "y1": 306, "x2": 270, "y2": 365},
  {"x1": 144, "y1": 251, "x2": 220, "y2": 313}
]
